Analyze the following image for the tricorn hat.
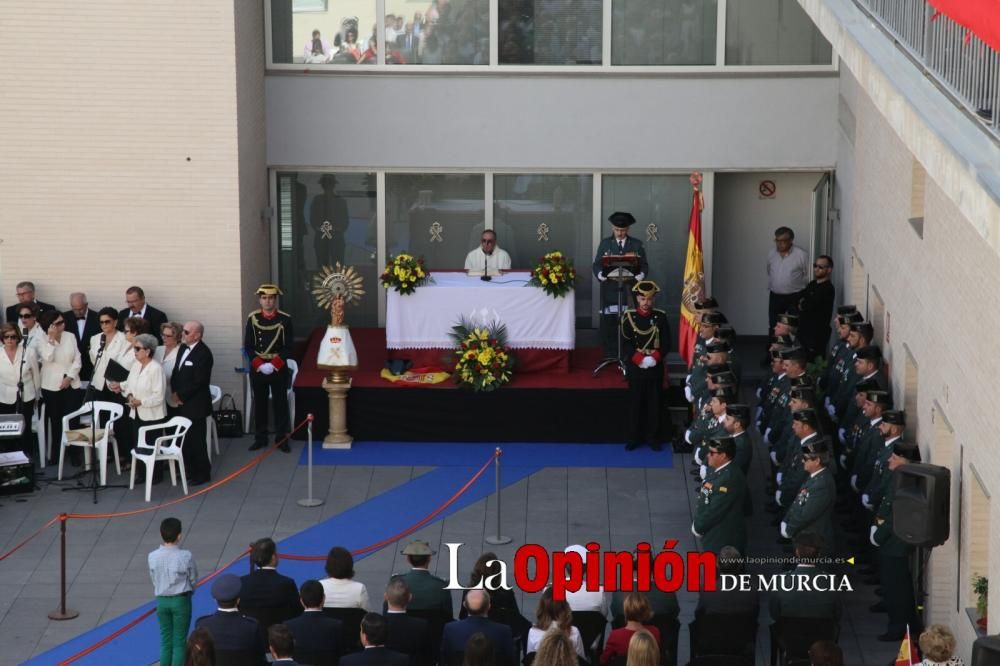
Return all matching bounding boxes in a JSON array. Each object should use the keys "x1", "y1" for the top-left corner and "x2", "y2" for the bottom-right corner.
[
  {"x1": 255, "y1": 283, "x2": 283, "y2": 296},
  {"x1": 401, "y1": 540, "x2": 435, "y2": 556},
  {"x1": 608, "y1": 211, "x2": 637, "y2": 228}
]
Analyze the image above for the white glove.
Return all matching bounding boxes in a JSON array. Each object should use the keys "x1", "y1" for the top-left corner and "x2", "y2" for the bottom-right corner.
[
  {"x1": 850, "y1": 474, "x2": 859, "y2": 492},
  {"x1": 827, "y1": 404, "x2": 836, "y2": 418},
  {"x1": 684, "y1": 386, "x2": 694, "y2": 403},
  {"x1": 685, "y1": 429, "x2": 693, "y2": 446},
  {"x1": 775, "y1": 490, "x2": 782, "y2": 505},
  {"x1": 862, "y1": 494, "x2": 873, "y2": 510},
  {"x1": 839, "y1": 454, "x2": 848, "y2": 469},
  {"x1": 691, "y1": 523, "x2": 703, "y2": 538},
  {"x1": 764, "y1": 427, "x2": 772, "y2": 441},
  {"x1": 838, "y1": 428, "x2": 846, "y2": 444},
  {"x1": 640, "y1": 356, "x2": 657, "y2": 369},
  {"x1": 776, "y1": 472, "x2": 783, "y2": 485},
  {"x1": 597, "y1": 272, "x2": 607, "y2": 282},
  {"x1": 754, "y1": 407, "x2": 762, "y2": 421},
  {"x1": 770, "y1": 450, "x2": 778, "y2": 466},
  {"x1": 824, "y1": 396, "x2": 832, "y2": 409},
  {"x1": 635, "y1": 272, "x2": 645, "y2": 281},
  {"x1": 699, "y1": 465, "x2": 707, "y2": 480},
  {"x1": 780, "y1": 521, "x2": 789, "y2": 538},
  {"x1": 869, "y1": 524, "x2": 879, "y2": 547},
  {"x1": 259, "y1": 362, "x2": 275, "y2": 375},
  {"x1": 685, "y1": 374, "x2": 692, "y2": 386},
  {"x1": 755, "y1": 387, "x2": 762, "y2": 399}
]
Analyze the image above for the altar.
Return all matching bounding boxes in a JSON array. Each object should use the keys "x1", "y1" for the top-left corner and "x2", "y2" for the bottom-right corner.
[{"x1": 385, "y1": 271, "x2": 575, "y2": 373}]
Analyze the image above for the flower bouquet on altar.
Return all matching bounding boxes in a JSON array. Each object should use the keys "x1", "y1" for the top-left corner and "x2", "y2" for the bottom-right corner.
[
  {"x1": 450, "y1": 319, "x2": 514, "y2": 392},
  {"x1": 529, "y1": 251, "x2": 576, "y2": 298},
  {"x1": 380, "y1": 252, "x2": 428, "y2": 295}
]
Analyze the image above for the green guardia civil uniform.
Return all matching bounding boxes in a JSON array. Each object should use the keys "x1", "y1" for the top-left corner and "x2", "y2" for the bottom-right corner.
[
  {"x1": 395, "y1": 568, "x2": 453, "y2": 616},
  {"x1": 872, "y1": 477, "x2": 918, "y2": 636},
  {"x1": 692, "y1": 461, "x2": 748, "y2": 555},
  {"x1": 852, "y1": 419, "x2": 885, "y2": 491},
  {"x1": 782, "y1": 466, "x2": 836, "y2": 554},
  {"x1": 690, "y1": 412, "x2": 726, "y2": 463}
]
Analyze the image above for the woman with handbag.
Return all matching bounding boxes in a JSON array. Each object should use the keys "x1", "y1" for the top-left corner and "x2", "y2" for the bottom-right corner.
[
  {"x1": 111, "y1": 333, "x2": 167, "y2": 484},
  {"x1": 0, "y1": 323, "x2": 41, "y2": 457},
  {"x1": 37, "y1": 310, "x2": 82, "y2": 465},
  {"x1": 155, "y1": 322, "x2": 183, "y2": 416}
]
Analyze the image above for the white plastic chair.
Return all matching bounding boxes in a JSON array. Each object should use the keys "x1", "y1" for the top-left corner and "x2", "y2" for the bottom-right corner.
[
  {"x1": 207, "y1": 385, "x2": 222, "y2": 462},
  {"x1": 58, "y1": 401, "x2": 124, "y2": 486},
  {"x1": 130, "y1": 416, "x2": 193, "y2": 502},
  {"x1": 244, "y1": 359, "x2": 300, "y2": 434}
]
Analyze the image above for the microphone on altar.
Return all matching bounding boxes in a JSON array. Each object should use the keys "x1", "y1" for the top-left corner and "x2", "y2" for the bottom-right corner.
[{"x1": 481, "y1": 250, "x2": 491, "y2": 282}]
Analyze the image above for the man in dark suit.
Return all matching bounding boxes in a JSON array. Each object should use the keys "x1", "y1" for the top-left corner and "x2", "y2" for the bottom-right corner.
[
  {"x1": 285, "y1": 580, "x2": 343, "y2": 662},
  {"x1": 383, "y1": 578, "x2": 430, "y2": 665},
  {"x1": 268, "y1": 623, "x2": 302, "y2": 665},
  {"x1": 240, "y1": 538, "x2": 302, "y2": 631},
  {"x1": 769, "y1": 534, "x2": 842, "y2": 623},
  {"x1": 170, "y1": 320, "x2": 213, "y2": 485},
  {"x1": 5, "y1": 280, "x2": 56, "y2": 324},
  {"x1": 440, "y1": 589, "x2": 514, "y2": 665},
  {"x1": 195, "y1": 574, "x2": 268, "y2": 665},
  {"x1": 341, "y1": 613, "x2": 410, "y2": 666},
  {"x1": 592, "y1": 211, "x2": 648, "y2": 361},
  {"x1": 65, "y1": 292, "x2": 101, "y2": 382},
  {"x1": 117, "y1": 286, "x2": 168, "y2": 343}
]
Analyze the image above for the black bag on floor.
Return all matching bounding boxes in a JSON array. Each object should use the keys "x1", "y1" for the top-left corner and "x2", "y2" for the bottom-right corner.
[{"x1": 213, "y1": 394, "x2": 243, "y2": 438}]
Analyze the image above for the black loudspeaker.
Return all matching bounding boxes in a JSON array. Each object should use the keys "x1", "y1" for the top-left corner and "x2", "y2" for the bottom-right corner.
[
  {"x1": 972, "y1": 635, "x2": 1000, "y2": 666},
  {"x1": 893, "y1": 463, "x2": 950, "y2": 547}
]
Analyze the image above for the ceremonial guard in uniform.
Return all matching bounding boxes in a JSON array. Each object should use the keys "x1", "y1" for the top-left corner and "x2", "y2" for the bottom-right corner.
[
  {"x1": 871, "y1": 440, "x2": 921, "y2": 641},
  {"x1": 780, "y1": 438, "x2": 836, "y2": 554},
  {"x1": 692, "y1": 438, "x2": 748, "y2": 555},
  {"x1": 621, "y1": 280, "x2": 668, "y2": 451},
  {"x1": 245, "y1": 284, "x2": 294, "y2": 452},
  {"x1": 592, "y1": 212, "x2": 648, "y2": 360}
]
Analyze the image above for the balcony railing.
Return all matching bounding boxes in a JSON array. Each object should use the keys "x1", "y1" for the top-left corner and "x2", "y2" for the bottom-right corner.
[{"x1": 858, "y1": 0, "x2": 999, "y2": 139}]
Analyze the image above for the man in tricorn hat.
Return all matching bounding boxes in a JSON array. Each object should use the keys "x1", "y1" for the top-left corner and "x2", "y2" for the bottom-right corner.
[
  {"x1": 245, "y1": 284, "x2": 295, "y2": 453},
  {"x1": 780, "y1": 437, "x2": 836, "y2": 554},
  {"x1": 592, "y1": 212, "x2": 648, "y2": 361},
  {"x1": 392, "y1": 540, "x2": 452, "y2": 616},
  {"x1": 621, "y1": 280, "x2": 668, "y2": 451}
]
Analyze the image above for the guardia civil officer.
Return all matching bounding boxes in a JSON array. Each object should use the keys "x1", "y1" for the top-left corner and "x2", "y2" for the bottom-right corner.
[
  {"x1": 692, "y1": 437, "x2": 748, "y2": 555},
  {"x1": 621, "y1": 280, "x2": 669, "y2": 451},
  {"x1": 245, "y1": 284, "x2": 295, "y2": 452},
  {"x1": 592, "y1": 212, "x2": 648, "y2": 360},
  {"x1": 780, "y1": 437, "x2": 836, "y2": 555}
]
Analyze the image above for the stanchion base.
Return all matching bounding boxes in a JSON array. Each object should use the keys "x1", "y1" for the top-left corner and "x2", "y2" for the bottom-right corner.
[
  {"x1": 322, "y1": 437, "x2": 352, "y2": 450},
  {"x1": 297, "y1": 498, "x2": 324, "y2": 507},
  {"x1": 485, "y1": 536, "x2": 512, "y2": 545},
  {"x1": 48, "y1": 608, "x2": 80, "y2": 621}
]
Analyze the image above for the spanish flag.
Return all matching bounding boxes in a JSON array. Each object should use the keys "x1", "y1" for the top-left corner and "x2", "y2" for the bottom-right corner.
[
  {"x1": 894, "y1": 625, "x2": 919, "y2": 666},
  {"x1": 679, "y1": 181, "x2": 705, "y2": 365}
]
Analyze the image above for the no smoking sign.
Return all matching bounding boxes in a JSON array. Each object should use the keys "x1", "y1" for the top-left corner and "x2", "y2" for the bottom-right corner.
[{"x1": 759, "y1": 179, "x2": 777, "y2": 199}]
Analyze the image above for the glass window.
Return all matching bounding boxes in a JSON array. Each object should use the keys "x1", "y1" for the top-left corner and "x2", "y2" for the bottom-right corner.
[
  {"x1": 271, "y1": 0, "x2": 378, "y2": 65},
  {"x1": 499, "y1": 0, "x2": 602, "y2": 65},
  {"x1": 725, "y1": 0, "x2": 832, "y2": 65},
  {"x1": 602, "y1": 175, "x2": 693, "y2": 349},
  {"x1": 386, "y1": 174, "x2": 486, "y2": 270},
  {"x1": 612, "y1": 0, "x2": 716, "y2": 65},
  {"x1": 276, "y1": 172, "x2": 378, "y2": 331},
  {"x1": 493, "y1": 175, "x2": 593, "y2": 325},
  {"x1": 386, "y1": 0, "x2": 489, "y2": 65}
]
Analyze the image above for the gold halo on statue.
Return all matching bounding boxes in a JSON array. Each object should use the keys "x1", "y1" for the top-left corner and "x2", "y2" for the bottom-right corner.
[{"x1": 312, "y1": 263, "x2": 365, "y2": 310}]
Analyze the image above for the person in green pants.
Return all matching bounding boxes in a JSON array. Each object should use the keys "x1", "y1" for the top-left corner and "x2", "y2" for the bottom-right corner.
[{"x1": 148, "y1": 517, "x2": 198, "y2": 666}]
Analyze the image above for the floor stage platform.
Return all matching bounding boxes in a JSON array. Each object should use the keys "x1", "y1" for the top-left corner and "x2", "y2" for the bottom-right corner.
[{"x1": 293, "y1": 328, "x2": 686, "y2": 442}]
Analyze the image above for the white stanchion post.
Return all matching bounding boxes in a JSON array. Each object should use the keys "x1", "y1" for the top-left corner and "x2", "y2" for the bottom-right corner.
[
  {"x1": 297, "y1": 415, "x2": 323, "y2": 508},
  {"x1": 485, "y1": 447, "x2": 511, "y2": 545}
]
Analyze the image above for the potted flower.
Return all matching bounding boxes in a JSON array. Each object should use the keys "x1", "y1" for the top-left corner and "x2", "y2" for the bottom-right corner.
[
  {"x1": 380, "y1": 252, "x2": 428, "y2": 295},
  {"x1": 529, "y1": 251, "x2": 576, "y2": 298},
  {"x1": 450, "y1": 319, "x2": 514, "y2": 392},
  {"x1": 973, "y1": 574, "x2": 988, "y2": 628}
]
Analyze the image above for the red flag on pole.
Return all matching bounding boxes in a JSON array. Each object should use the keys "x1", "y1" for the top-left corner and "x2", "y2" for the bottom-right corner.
[
  {"x1": 894, "y1": 625, "x2": 920, "y2": 666},
  {"x1": 678, "y1": 173, "x2": 705, "y2": 366}
]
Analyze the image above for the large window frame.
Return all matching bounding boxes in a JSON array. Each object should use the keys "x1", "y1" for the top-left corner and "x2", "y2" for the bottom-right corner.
[{"x1": 265, "y1": 0, "x2": 838, "y2": 73}]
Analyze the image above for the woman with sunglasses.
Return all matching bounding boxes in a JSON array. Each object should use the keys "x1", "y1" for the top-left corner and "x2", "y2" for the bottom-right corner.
[
  {"x1": 90, "y1": 307, "x2": 133, "y2": 398},
  {"x1": 155, "y1": 322, "x2": 183, "y2": 415},
  {"x1": 0, "y1": 323, "x2": 41, "y2": 456},
  {"x1": 16, "y1": 303, "x2": 46, "y2": 352},
  {"x1": 37, "y1": 310, "x2": 81, "y2": 465},
  {"x1": 111, "y1": 333, "x2": 167, "y2": 484}
]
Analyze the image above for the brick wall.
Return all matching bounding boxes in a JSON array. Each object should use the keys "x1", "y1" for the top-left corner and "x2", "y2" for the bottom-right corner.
[{"x1": 0, "y1": 0, "x2": 264, "y2": 399}]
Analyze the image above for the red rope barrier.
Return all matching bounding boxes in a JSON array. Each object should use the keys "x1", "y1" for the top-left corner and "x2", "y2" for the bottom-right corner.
[
  {"x1": 56, "y1": 547, "x2": 253, "y2": 666},
  {"x1": 0, "y1": 515, "x2": 59, "y2": 562},
  {"x1": 282, "y1": 448, "x2": 500, "y2": 562}
]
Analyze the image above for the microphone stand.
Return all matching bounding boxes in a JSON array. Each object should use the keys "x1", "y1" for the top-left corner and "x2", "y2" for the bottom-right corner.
[
  {"x1": 480, "y1": 250, "x2": 492, "y2": 282},
  {"x1": 14, "y1": 329, "x2": 30, "y2": 469}
]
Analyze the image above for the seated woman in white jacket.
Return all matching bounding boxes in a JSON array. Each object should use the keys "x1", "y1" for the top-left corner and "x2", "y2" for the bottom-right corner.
[
  {"x1": 0, "y1": 322, "x2": 41, "y2": 458},
  {"x1": 109, "y1": 333, "x2": 167, "y2": 484},
  {"x1": 37, "y1": 311, "x2": 81, "y2": 465}
]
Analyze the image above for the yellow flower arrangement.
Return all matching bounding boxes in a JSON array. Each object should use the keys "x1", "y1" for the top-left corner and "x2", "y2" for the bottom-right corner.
[
  {"x1": 529, "y1": 250, "x2": 576, "y2": 298},
  {"x1": 381, "y1": 252, "x2": 428, "y2": 295},
  {"x1": 449, "y1": 319, "x2": 514, "y2": 392}
]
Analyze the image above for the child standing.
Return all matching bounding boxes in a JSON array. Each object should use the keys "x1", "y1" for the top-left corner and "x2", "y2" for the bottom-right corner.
[{"x1": 148, "y1": 517, "x2": 198, "y2": 666}]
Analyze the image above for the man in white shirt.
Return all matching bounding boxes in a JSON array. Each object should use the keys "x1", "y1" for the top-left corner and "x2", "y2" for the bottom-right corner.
[
  {"x1": 766, "y1": 226, "x2": 810, "y2": 331},
  {"x1": 464, "y1": 230, "x2": 511, "y2": 276}
]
